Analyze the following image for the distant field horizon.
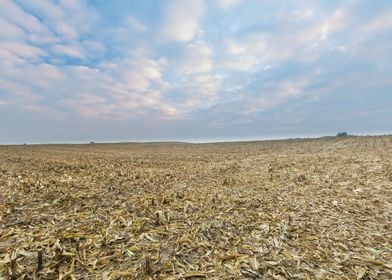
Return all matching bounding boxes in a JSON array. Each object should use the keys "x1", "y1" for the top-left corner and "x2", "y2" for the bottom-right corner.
[{"x1": 2, "y1": 132, "x2": 391, "y2": 146}]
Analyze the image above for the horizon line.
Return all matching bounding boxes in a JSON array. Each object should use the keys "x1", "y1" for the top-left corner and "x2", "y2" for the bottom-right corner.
[{"x1": 1, "y1": 133, "x2": 391, "y2": 146}]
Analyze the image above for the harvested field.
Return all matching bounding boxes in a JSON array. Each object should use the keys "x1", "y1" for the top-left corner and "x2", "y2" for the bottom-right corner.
[{"x1": 0, "y1": 136, "x2": 392, "y2": 279}]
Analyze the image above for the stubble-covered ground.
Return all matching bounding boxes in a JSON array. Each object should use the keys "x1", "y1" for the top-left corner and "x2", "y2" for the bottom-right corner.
[{"x1": 0, "y1": 136, "x2": 391, "y2": 279}]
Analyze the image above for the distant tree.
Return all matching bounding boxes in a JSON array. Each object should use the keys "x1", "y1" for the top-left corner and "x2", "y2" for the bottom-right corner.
[
  {"x1": 336, "y1": 132, "x2": 348, "y2": 137},
  {"x1": 90, "y1": 141, "x2": 95, "y2": 144}
]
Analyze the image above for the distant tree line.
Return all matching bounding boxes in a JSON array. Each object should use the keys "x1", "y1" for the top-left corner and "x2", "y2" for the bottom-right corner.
[{"x1": 336, "y1": 132, "x2": 349, "y2": 137}]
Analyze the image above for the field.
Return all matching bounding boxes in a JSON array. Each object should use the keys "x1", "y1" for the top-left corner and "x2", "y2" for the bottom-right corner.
[{"x1": 1, "y1": 136, "x2": 391, "y2": 279}]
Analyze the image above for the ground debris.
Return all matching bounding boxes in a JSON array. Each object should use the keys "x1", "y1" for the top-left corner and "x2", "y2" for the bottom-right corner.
[{"x1": 0, "y1": 136, "x2": 392, "y2": 279}]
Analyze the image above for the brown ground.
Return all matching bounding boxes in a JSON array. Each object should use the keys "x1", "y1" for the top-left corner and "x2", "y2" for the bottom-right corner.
[{"x1": 0, "y1": 136, "x2": 391, "y2": 279}]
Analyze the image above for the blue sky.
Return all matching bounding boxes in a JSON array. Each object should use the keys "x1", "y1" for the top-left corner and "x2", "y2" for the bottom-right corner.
[{"x1": 0, "y1": 0, "x2": 391, "y2": 143}]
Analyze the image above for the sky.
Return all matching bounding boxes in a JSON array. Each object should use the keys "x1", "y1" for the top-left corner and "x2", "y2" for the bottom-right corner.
[{"x1": 0, "y1": 0, "x2": 391, "y2": 144}]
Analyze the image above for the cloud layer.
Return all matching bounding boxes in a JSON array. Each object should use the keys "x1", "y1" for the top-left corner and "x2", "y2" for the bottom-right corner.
[{"x1": 0, "y1": 0, "x2": 391, "y2": 143}]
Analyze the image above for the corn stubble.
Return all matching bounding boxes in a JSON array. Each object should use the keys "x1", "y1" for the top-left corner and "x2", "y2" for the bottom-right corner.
[{"x1": 0, "y1": 136, "x2": 391, "y2": 279}]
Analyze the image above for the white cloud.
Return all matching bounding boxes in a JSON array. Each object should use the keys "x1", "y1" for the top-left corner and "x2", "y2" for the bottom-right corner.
[
  {"x1": 170, "y1": 73, "x2": 223, "y2": 114},
  {"x1": 217, "y1": 0, "x2": 242, "y2": 10},
  {"x1": 161, "y1": 0, "x2": 206, "y2": 42},
  {"x1": 58, "y1": 0, "x2": 97, "y2": 34},
  {"x1": 0, "y1": 76, "x2": 40, "y2": 103},
  {"x1": 83, "y1": 40, "x2": 107, "y2": 56},
  {"x1": 363, "y1": 11, "x2": 392, "y2": 34},
  {"x1": 180, "y1": 41, "x2": 213, "y2": 74},
  {"x1": 50, "y1": 40, "x2": 106, "y2": 61},
  {"x1": 0, "y1": 0, "x2": 50, "y2": 34},
  {"x1": 271, "y1": 8, "x2": 347, "y2": 58},
  {"x1": 0, "y1": 17, "x2": 26, "y2": 40},
  {"x1": 292, "y1": 9, "x2": 315, "y2": 20},
  {"x1": 244, "y1": 80, "x2": 308, "y2": 114},
  {"x1": 61, "y1": 92, "x2": 114, "y2": 119},
  {"x1": 17, "y1": 0, "x2": 97, "y2": 40},
  {"x1": 122, "y1": 69, "x2": 151, "y2": 91},
  {"x1": 0, "y1": 0, "x2": 102, "y2": 70},
  {"x1": 218, "y1": 6, "x2": 351, "y2": 73},
  {"x1": 112, "y1": 56, "x2": 166, "y2": 92},
  {"x1": 34, "y1": 64, "x2": 65, "y2": 84},
  {"x1": 125, "y1": 16, "x2": 148, "y2": 33},
  {"x1": 0, "y1": 42, "x2": 46, "y2": 61},
  {"x1": 51, "y1": 44, "x2": 85, "y2": 59},
  {"x1": 276, "y1": 81, "x2": 306, "y2": 99},
  {"x1": 54, "y1": 54, "x2": 175, "y2": 120},
  {"x1": 220, "y1": 35, "x2": 267, "y2": 71},
  {"x1": 320, "y1": 8, "x2": 346, "y2": 41},
  {"x1": 225, "y1": 40, "x2": 246, "y2": 55},
  {"x1": 138, "y1": 59, "x2": 163, "y2": 80},
  {"x1": 0, "y1": 47, "x2": 177, "y2": 121}
]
